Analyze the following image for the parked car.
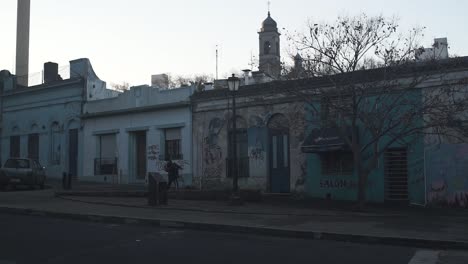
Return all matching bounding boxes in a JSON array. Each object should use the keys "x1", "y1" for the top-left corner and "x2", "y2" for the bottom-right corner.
[{"x1": 0, "y1": 158, "x2": 46, "y2": 189}]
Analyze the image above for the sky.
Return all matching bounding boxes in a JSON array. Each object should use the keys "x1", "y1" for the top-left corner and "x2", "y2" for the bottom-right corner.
[{"x1": 0, "y1": 0, "x2": 467, "y2": 87}]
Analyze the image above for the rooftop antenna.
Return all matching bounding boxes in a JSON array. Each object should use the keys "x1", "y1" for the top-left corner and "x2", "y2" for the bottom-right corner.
[{"x1": 216, "y1": 45, "x2": 219, "y2": 80}]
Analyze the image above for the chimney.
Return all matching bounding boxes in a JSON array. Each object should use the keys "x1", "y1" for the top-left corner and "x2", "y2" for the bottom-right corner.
[
  {"x1": 151, "y1": 74, "x2": 169, "y2": 89},
  {"x1": 242, "y1": 69, "x2": 251, "y2": 85},
  {"x1": 44, "y1": 62, "x2": 59, "y2": 83},
  {"x1": 15, "y1": 0, "x2": 31, "y2": 87}
]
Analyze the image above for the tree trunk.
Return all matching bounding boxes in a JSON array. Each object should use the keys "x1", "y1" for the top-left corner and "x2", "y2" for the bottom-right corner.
[
  {"x1": 357, "y1": 167, "x2": 369, "y2": 210},
  {"x1": 354, "y1": 151, "x2": 368, "y2": 210}
]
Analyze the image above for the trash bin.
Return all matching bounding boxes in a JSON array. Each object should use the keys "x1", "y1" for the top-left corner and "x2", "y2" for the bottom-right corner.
[
  {"x1": 147, "y1": 172, "x2": 168, "y2": 206},
  {"x1": 62, "y1": 172, "x2": 72, "y2": 190},
  {"x1": 147, "y1": 172, "x2": 159, "y2": 206},
  {"x1": 158, "y1": 182, "x2": 168, "y2": 205}
]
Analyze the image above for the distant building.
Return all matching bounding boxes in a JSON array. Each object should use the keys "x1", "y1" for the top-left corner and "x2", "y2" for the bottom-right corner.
[
  {"x1": 416, "y1": 38, "x2": 449, "y2": 61},
  {"x1": 151, "y1": 74, "x2": 169, "y2": 89}
]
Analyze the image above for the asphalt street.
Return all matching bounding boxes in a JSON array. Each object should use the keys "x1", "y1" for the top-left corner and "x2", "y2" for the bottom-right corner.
[{"x1": 0, "y1": 213, "x2": 420, "y2": 264}]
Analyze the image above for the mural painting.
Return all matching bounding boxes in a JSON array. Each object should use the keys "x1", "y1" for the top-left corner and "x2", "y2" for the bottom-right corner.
[
  {"x1": 203, "y1": 118, "x2": 225, "y2": 179},
  {"x1": 427, "y1": 144, "x2": 468, "y2": 208},
  {"x1": 249, "y1": 137, "x2": 265, "y2": 166}
]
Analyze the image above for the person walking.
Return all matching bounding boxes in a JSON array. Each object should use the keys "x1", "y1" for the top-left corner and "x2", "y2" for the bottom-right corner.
[{"x1": 165, "y1": 159, "x2": 182, "y2": 190}]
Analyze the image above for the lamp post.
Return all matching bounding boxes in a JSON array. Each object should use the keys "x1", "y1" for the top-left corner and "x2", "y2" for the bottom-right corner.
[{"x1": 227, "y1": 74, "x2": 241, "y2": 203}]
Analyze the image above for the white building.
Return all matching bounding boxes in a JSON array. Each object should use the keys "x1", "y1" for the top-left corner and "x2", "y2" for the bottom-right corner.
[
  {"x1": 81, "y1": 84, "x2": 194, "y2": 185},
  {"x1": 416, "y1": 38, "x2": 449, "y2": 61}
]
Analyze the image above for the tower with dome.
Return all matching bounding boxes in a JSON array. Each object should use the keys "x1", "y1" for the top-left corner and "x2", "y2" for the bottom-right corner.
[{"x1": 258, "y1": 11, "x2": 281, "y2": 79}]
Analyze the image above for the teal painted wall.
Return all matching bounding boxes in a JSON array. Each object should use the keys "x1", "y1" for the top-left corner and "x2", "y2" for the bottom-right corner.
[{"x1": 305, "y1": 89, "x2": 425, "y2": 204}]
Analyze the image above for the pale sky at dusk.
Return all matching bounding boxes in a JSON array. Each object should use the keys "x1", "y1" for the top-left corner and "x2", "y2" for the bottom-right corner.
[{"x1": 0, "y1": 0, "x2": 467, "y2": 87}]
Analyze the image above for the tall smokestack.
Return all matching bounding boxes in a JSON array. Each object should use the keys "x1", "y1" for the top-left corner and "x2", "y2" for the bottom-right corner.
[{"x1": 16, "y1": 0, "x2": 31, "y2": 87}]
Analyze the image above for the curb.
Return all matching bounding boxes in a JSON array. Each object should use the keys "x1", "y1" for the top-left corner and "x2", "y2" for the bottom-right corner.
[
  {"x1": 1, "y1": 206, "x2": 467, "y2": 250},
  {"x1": 55, "y1": 194, "x2": 404, "y2": 218}
]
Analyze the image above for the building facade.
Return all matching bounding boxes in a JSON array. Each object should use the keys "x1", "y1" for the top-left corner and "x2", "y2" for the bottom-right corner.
[
  {"x1": 191, "y1": 82, "x2": 307, "y2": 193},
  {"x1": 82, "y1": 85, "x2": 194, "y2": 185},
  {"x1": 0, "y1": 58, "x2": 118, "y2": 179}
]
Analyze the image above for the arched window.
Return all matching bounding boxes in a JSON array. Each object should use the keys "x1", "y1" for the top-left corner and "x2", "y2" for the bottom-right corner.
[
  {"x1": 267, "y1": 114, "x2": 289, "y2": 132},
  {"x1": 264, "y1": 41, "x2": 271, "y2": 55}
]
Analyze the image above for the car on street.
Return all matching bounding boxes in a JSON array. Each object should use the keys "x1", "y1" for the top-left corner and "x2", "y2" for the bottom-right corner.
[{"x1": 0, "y1": 158, "x2": 46, "y2": 189}]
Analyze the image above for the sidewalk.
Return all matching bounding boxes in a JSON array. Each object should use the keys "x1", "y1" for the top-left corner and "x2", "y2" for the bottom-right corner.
[{"x1": 1, "y1": 188, "x2": 468, "y2": 249}]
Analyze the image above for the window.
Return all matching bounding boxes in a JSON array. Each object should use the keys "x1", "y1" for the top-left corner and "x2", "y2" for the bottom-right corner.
[
  {"x1": 264, "y1": 41, "x2": 271, "y2": 55},
  {"x1": 16, "y1": 159, "x2": 30, "y2": 169},
  {"x1": 4, "y1": 159, "x2": 17, "y2": 168},
  {"x1": 320, "y1": 97, "x2": 352, "y2": 125},
  {"x1": 321, "y1": 151, "x2": 354, "y2": 176},
  {"x1": 10, "y1": 136, "x2": 20, "y2": 158},
  {"x1": 165, "y1": 128, "x2": 182, "y2": 160},
  {"x1": 50, "y1": 123, "x2": 61, "y2": 165},
  {"x1": 94, "y1": 134, "x2": 117, "y2": 175},
  {"x1": 227, "y1": 129, "x2": 249, "y2": 178}
]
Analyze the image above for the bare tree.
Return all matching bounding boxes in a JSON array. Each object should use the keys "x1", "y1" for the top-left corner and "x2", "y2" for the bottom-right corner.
[
  {"x1": 110, "y1": 81, "x2": 130, "y2": 92},
  {"x1": 285, "y1": 14, "x2": 468, "y2": 207},
  {"x1": 168, "y1": 74, "x2": 213, "y2": 88}
]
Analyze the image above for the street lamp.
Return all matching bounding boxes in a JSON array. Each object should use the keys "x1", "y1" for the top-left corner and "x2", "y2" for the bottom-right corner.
[{"x1": 227, "y1": 74, "x2": 241, "y2": 204}]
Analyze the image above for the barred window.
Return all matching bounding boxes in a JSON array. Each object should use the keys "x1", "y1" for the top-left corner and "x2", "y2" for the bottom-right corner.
[
  {"x1": 321, "y1": 151, "x2": 354, "y2": 176},
  {"x1": 165, "y1": 128, "x2": 182, "y2": 160}
]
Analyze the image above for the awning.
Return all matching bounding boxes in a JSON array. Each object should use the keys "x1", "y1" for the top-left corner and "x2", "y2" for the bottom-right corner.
[{"x1": 301, "y1": 127, "x2": 353, "y2": 153}]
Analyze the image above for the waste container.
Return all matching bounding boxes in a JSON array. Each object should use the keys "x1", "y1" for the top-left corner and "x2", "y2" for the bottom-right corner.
[
  {"x1": 147, "y1": 172, "x2": 168, "y2": 206},
  {"x1": 62, "y1": 172, "x2": 72, "y2": 190},
  {"x1": 158, "y1": 181, "x2": 168, "y2": 205}
]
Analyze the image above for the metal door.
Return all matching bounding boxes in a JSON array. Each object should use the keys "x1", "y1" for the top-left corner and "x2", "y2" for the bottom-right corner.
[
  {"x1": 384, "y1": 148, "x2": 409, "y2": 202},
  {"x1": 269, "y1": 129, "x2": 290, "y2": 193},
  {"x1": 68, "y1": 129, "x2": 78, "y2": 178}
]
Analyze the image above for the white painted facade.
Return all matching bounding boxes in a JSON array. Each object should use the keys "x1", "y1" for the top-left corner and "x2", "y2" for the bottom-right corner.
[
  {"x1": 0, "y1": 58, "x2": 118, "y2": 179},
  {"x1": 82, "y1": 85, "x2": 194, "y2": 186}
]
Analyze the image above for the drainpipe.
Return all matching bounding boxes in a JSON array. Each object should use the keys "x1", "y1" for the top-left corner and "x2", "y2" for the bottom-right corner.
[
  {"x1": 189, "y1": 96, "x2": 194, "y2": 189},
  {"x1": 423, "y1": 147, "x2": 428, "y2": 207}
]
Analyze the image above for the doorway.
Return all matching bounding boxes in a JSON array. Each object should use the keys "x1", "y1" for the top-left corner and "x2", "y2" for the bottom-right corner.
[
  {"x1": 68, "y1": 129, "x2": 78, "y2": 178},
  {"x1": 268, "y1": 114, "x2": 290, "y2": 193},
  {"x1": 134, "y1": 131, "x2": 147, "y2": 180},
  {"x1": 28, "y1": 133, "x2": 39, "y2": 161}
]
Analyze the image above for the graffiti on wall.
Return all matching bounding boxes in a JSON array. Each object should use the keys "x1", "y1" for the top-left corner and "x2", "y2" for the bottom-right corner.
[
  {"x1": 408, "y1": 158, "x2": 425, "y2": 186},
  {"x1": 320, "y1": 179, "x2": 357, "y2": 189},
  {"x1": 147, "y1": 144, "x2": 190, "y2": 172},
  {"x1": 427, "y1": 144, "x2": 468, "y2": 208},
  {"x1": 319, "y1": 178, "x2": 375, "y2": 190},
  {"x1": 295, "y1": 160, "x2": 307, "y2": 187},
  {"x1": 147, "y1": 145, "x2": 160, "y2": 161},
  {"x1": 203, "y1": 118, "x2": 225, "y2": 178},
  {"x1": 249, "y1": 137, "x2": 265, "y2": 165}
]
